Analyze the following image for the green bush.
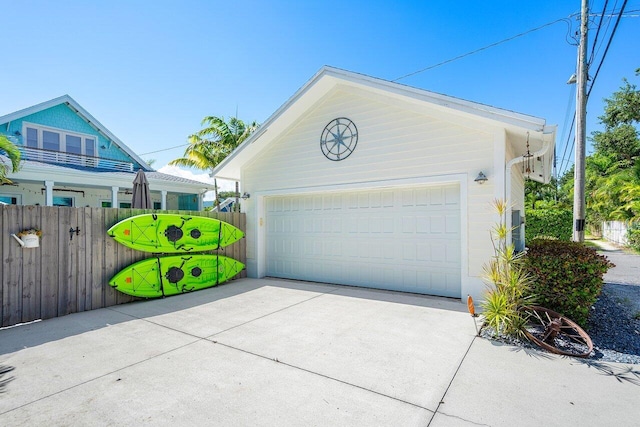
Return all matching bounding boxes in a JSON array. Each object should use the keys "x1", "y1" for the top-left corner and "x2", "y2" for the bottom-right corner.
[
  {"x1": 628, "y1": 223, "x2": 640, "y2": 252},
  {"x1": 525, "y1": 208, "x2": 573, "y2": 242},
  {"x1": 523, "y1": 239, "x2": 614, "y2": 327}
]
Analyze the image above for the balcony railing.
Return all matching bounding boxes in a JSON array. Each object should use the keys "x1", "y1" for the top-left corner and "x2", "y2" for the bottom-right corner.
[{"x1": 18, "y1": 146, "x2": 134, "y2": 172}]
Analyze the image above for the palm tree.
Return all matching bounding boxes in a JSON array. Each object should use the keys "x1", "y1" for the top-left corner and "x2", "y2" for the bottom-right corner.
[
  {"x1": 169, "y1": 116, "x2": 258, "y2": 206},
  {"x1": 0, "y1": 134, "x2": 21, "y2": 184}
]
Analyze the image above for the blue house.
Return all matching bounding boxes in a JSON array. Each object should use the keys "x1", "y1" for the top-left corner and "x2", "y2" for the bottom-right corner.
[{"x1": 0, "y1": 95, "x2": 211, "y2": 210}]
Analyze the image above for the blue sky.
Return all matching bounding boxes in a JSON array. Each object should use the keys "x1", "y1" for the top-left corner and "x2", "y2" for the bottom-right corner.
[{"x1": 1, "y1": 0, "x2": 638, "y2": 190}]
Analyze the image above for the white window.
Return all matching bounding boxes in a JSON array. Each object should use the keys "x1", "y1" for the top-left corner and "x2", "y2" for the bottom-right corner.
[{"x1": 23, "y1": 123, "x2": 99, "y2": 166}]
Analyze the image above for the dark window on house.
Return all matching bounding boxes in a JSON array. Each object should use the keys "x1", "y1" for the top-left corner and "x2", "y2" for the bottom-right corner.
[
  {"x1": 26, "y1": 127, "x2": 38, "y2": 148},
  {"x1": 66, "y1": 135, "x2": 82, "y2": 155},
  {"x1": 0, "y1": 195, "x2": 18, "y2": 205},
  {"x1": 53, "y1": 196, "x2": 73, "y2": 207},
  {"x1": 43, "y1": 130, "x2": 60, "y2": 151},
  {"x1": 23, "y1": 126, "x2": 99, "y2": 164}
]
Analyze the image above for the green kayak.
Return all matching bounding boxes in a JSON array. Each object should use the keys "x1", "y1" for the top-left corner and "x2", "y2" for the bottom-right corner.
[
  {"x1": 108, "y1": 213, "x2": 243, "y2": 253},
  {"x1": 109, "y1": 254, "x2": 245, "y2": 298}
]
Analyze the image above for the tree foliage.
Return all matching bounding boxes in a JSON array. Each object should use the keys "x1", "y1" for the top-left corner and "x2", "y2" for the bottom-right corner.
[
  {"x1": 0, "y1": 134, "x2": 21, "y2": 184},
  {"x1": 169, "y1": 116, "x2": 259, "y2": 170},
  {"x1": 169, "y1": 116, "x2": 259, "y2": 208},
  {"x1": 560, "y1": 70, "x2": 640, "y2": 225},
  {"x1": 524, "y1": 178, "x2": 568, "y2": 210},
  {"x1": 599, "y1": 78, "x2": 640, "y2": 128}
]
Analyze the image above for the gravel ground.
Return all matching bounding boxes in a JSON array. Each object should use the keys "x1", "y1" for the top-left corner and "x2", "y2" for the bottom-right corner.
[
  {"x1": 587, "y1": 283, "x2": 640, "y2": 364},
  {"x1": 589, "y1": 246, "x2": 640, "y2": 364}
]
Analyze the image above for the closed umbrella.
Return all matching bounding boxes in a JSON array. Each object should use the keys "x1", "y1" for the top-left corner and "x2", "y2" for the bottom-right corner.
[{"x1": 131, "y1": 170, "x2": 152, "y2": 209}]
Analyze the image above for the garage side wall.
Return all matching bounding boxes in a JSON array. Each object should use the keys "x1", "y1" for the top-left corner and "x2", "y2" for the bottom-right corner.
[{"x1": 242, "y1": 88, "x2": 500, "y2": 299}]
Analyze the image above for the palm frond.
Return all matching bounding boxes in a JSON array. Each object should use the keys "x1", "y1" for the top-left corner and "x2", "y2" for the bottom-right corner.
[
  {"x1": 169, "y1": 116, "x2": 259, "y2": 170},
  {"x1": 0, "y1": 135, "x2": 21, "y2": 184}
]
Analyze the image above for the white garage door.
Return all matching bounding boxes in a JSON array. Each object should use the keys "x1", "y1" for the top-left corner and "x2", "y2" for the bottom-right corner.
[{"x1": 265, "y1": 184, "x2": 461, "y2": 297}]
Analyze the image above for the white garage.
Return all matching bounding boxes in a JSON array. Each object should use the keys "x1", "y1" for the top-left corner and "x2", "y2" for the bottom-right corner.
[
  {"x1": 265, "y1": 184, "x2": 461, "y2": 297},
  {"x1": 212, "y1": 66, "x2": 555, "y2": 302}
]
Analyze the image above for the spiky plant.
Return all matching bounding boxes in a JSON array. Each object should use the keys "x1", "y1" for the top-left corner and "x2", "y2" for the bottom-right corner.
[
  {"x1": 0, "y1": 365, "x2": 15, "y2": 393},
  {"x1": 481, "y1": 199, "x2": 535, "y2": 338}
]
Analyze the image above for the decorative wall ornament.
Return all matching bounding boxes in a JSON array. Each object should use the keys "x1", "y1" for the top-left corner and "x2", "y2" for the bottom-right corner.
[{"x1": 320, "y1": 117, "x2": 358, "y2": 161}]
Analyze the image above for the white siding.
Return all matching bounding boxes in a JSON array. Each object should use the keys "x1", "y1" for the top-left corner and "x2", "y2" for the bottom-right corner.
[
  {"x1": 245, "y1": 89, "x2": 493, "y2": 191},
  {"x1": 242, "y1": 87, "x2": 504, "y2": 299}
]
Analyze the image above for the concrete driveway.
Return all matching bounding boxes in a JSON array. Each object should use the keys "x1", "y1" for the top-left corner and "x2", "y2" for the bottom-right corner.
[{"x1": 1, "y1": 278, "x2": 639, "y2": 426}]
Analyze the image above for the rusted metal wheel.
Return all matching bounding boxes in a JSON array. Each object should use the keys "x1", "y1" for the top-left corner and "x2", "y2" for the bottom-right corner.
[{"x1": 520, "y1": 306, "x2": 593, "y2": 358}]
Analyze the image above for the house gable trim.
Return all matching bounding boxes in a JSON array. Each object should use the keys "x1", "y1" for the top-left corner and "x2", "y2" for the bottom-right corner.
[
  {"x1": 212, "y1": 66, "x2": 549, "y2": 181},
  {"x1": 0, "y1": 95, "x2": 151, "y2": 171}
]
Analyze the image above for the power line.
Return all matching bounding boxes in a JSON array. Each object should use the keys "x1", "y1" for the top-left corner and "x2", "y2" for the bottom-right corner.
[
  {"x1": 588, "y1": 0, "x2": 611, "y2": 66},
  {"x1": 139, "y1": 143, "x2": 190, "y2": 156},
  {"x1": 559, "y1": 114, "x2": 577, "y2": 177},
  {"x1": 559, "y1": 0, "x2": 631, "y2": 177},
  {"x1": 556, "y1": 85, "x2": 577, "y2": 179},
  {"x1": 392, "y1": 17, "x2": 571, "y2": 81},
  {"x1": 587, "y1": 0, "x2": 629, "y2": 98}
]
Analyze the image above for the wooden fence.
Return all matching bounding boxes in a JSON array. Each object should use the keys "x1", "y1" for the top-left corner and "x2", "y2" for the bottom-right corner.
[{"x1": 0, "y1": 205, "x2": 246, "y2": 328}]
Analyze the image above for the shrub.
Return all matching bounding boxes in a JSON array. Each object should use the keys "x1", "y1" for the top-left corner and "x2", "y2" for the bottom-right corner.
[
  {"x1": 525, "y1": 208, "x2": 573, "y2": 241},
  {"x1": 523, "y1": 239, "x2": 614, "y2": 327},
  {"x1": 627, "y1": 223, "x2": 640, "y2": 252}
]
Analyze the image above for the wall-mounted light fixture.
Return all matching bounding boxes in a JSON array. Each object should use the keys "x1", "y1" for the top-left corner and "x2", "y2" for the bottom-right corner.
[
  {"x1": 474, "y1": 171, "x2": 488, "y2": 184},
  {"x1": 14, "y1": 131, "x2": 21, "y2": 136},
  {"x1": 241, "y1": 192, "x2": 250, "y2": 200}
]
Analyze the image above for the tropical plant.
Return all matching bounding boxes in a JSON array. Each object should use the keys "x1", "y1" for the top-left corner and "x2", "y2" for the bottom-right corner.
[
  {"x1": 592, "y1": 77, "x2": 640, "y2": 166},
  {"x1": 524, "y1": 177, "x2": 566, "y2": 210},
  {"x1": 169, "y1": 116, "x2": 258, "y2": 207},
  {"x1": 0, "y1": 134, "x2": 21, "y2": 184},
  {"x1": 481, "y1": 199, "x2": 534, "y2": 338},
  {"x1": 560, "y1": 71, "x2": 640, "y2": 232}
]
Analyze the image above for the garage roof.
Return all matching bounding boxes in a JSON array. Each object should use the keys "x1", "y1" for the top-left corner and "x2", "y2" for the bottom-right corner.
[{"x1": 212, "y1": 66, "x2": 555, "y2": 182}]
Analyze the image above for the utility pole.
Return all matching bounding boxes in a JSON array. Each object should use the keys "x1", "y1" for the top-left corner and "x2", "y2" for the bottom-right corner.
[{"x1": 573, "y1": 0, "x2": 589, "y2": 242}]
